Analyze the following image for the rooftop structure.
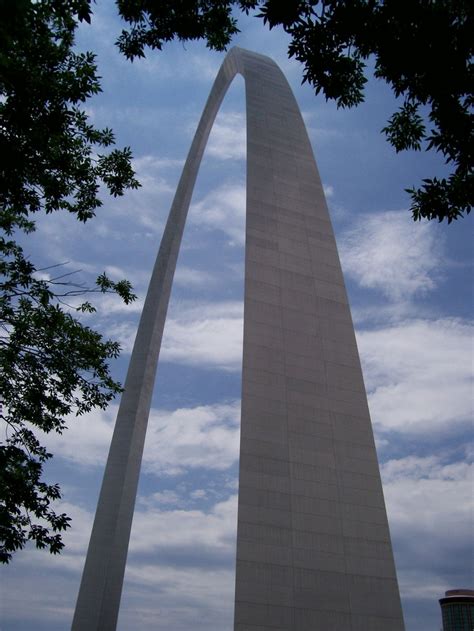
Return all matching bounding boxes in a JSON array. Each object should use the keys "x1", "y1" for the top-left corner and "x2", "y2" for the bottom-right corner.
[{"x1": 439, "y1": 589, "x2": 474, "y2": 631}]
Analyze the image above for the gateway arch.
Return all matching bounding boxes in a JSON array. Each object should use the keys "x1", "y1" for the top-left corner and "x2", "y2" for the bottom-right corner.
[{"x1": 72, "y1": 47, "x2": 405, "y2": 631}]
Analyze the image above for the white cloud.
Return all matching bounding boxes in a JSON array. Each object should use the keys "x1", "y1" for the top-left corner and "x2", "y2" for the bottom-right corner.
[
  {"x1": 143, "y1": 402, "x2": 241, "y2": 476},
  {"x1": 190, "y1": 184, "x2": 246, "y2": 246},
  {"x1": 25, "y1": 155, "x2": 175, "y2": 277},
  {"x1": 323, "y1": 184, "x2": 334, "y2": 198},
  {"x1": 190, "y1": 489, "x2": 207, "y2": 499},
  {"x1": 104, "y1": 320, "x2": 139, "y2": 353},
  {"x1": 358, "y1": 318, "x2": 473, "y2": 433},
  {"x1": 138, "y1": 490, "x2": 182, "y2": 507},
  {"x1": 121, "y1": 494, "x2": 238, "y2": 630},
  {"x1": 120, "y1": 566, "x2": 235, "y2": 631},
  {"x1": 382, "y1": 455, "x2": 473, "y2": 599},
  {"x1": 120, "y1": 157, "x2": 175, "y2": 232},
  {"x1": 7, "y1": 499, "x2": 95, "y2": 576},
  {"x1": 2, "y1": 495, "x2": 238, "y2": 631},
  {"x1": 41, "y1": 407, "x2": 115, "y2": 468},
  {"x1": 42, "y1": 400, "x2": 241, "y2": 475},
  {"x1": 93, "y1": 292, "x2": 145, "y2": 316},
  {"x1": 206, "y1": 111, "x2": 246, "y2": 160},
  {"x1": 340, "y1": 210, "x2": 444, "y2": 301},
  {"x1": 174, "y1": 265, "x2": 216, "y2": 288},
  {"x1": 135, "y1": 50, "x2": 221, "y2": 82},
  {"x1": 162, "y1": 300, "x2": 244, "y2": 370},
  {"x1": 8, "y1": 490, "x2": 238, "y2": 575},
  {"x1": 311, "y1": 126, "x2": 346, "y2": 140},
  {"x1": 129, "y1": 494, "x2": 237, "y2": 555},
  {"x1": 302, "y1": 110, "x2": 347, "y2": 144},
  {"x1": 133, "y1": 155, "x2": 184, "y2": 171}
]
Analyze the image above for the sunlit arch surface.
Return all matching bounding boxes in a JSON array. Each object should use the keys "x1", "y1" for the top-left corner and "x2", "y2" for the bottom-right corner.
[{"x1": 72, "y1": 47, "x2": 405, "y2": 631}]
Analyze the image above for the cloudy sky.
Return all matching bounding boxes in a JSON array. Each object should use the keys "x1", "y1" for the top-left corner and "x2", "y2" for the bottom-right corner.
[{"x1": 2, "y1": 3, "x2": 473, "y2": 631}]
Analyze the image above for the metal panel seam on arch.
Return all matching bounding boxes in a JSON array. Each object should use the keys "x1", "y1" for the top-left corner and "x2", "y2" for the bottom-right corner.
[{"x1": 72, "y1": 47, "x2": 405, "y2": 631}]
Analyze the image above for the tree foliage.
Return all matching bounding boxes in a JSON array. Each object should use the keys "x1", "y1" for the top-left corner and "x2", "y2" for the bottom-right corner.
[
  {"x1": 0, "y1": 0, "x2": 139, "y2": 562},
  {"x1": 116, "y1": 0, "x2": 473, "y2": 223}
]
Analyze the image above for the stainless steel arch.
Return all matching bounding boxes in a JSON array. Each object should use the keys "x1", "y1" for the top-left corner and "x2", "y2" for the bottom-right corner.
[{"x1": 72, "y1": 47, "x2": 405, "y2": 631}]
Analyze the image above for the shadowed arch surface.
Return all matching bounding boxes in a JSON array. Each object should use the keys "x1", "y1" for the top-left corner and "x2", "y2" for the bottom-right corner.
[{"x1": 72, "y1": 47, "x2": 405, "y2": 631}]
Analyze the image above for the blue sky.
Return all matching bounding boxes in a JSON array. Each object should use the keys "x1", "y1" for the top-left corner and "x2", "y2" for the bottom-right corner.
[{"x1": 1, "y1": 3, "x2": 473, "y2": 631}]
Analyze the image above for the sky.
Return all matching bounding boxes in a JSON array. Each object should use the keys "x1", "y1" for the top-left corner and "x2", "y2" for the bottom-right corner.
[{"x1": 1, "y1": 3, "x2": 473, "y2": 631}]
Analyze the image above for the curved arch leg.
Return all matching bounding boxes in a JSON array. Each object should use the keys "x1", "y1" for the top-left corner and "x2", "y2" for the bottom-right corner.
[{"x1": 72, "y1": 47, "x2": 404, "y2": 631}]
